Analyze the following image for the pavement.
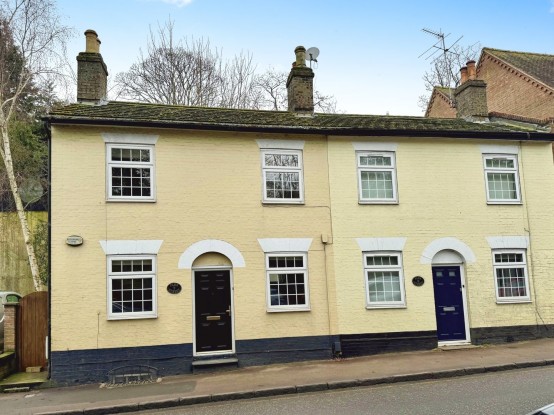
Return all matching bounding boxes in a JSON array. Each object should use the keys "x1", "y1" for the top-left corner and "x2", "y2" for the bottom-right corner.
[{"x1": 1, "y1": 338, "x2": 554, "y2": 415}]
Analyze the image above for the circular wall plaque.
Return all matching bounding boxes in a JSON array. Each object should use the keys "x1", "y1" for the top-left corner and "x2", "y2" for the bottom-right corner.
[
  {"x1": 412, "y1": 276, "x2": 425, "y2": 287},
  {"x1": 167, "y1": 283, "x2": 182, "y2": 294}
]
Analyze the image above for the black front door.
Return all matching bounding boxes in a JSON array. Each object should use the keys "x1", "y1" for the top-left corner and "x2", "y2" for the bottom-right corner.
[
  {"x1": 432, "y1": 266, "x2": 467, "y2": 342},
  {"x1": 194, "y1": 270, "x2": 233, "y2": 354}
]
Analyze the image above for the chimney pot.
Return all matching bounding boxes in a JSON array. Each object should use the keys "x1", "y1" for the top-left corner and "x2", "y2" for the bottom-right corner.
[
  {"x1": 460, "y1": 66, "x2": 468, "y2": 84},
  {"x1": 84, "y1": 29, "x2": 100, "y2": 53},
  {"x1": 294, "y1": 46, "x2": 307, "y2": 68},
  {"x1": 467, "y1": 60, "x2": 476, "y2": 80}
]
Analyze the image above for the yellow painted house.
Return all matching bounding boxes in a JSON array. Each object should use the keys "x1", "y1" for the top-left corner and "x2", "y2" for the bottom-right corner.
[{"x1": 46, "y1": 31, "x2": 554, "y2": 384}]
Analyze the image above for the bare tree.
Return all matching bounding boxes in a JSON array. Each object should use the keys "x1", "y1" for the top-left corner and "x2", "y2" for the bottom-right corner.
[
  {"x1": 255, "y1": 67, "x2": 337, "y2": 113},
  {"x1": 115, "y1": 20, "x2": 261, "y2": 108},
  {"x1": 0, "y1": 0, "x2": 72, "y2": 291},
  {"x1": 254, "y1": 68, "x2": 287, "y2": 111},
  {"x1": 418, "y1": 42, "x2": 481, "y2": 112},
  {"x1": 116, "y1": 21, "x2": 338, "y2": 112}
]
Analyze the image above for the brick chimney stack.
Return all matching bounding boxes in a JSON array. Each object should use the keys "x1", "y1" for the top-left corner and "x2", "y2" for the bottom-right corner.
[
  {"x1": 77, "y1": 30, "x2": 108, "y2": 103},
  {"x1": 286, "y1": 46, "x2": 314, "y2": 115},
  {"x1": 454, "y1": 60, "x2": 488, "y2": 120}
]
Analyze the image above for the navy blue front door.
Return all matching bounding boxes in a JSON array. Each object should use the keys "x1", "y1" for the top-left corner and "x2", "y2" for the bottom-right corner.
[{"x1": 432, "y1": 266, "x2": 466, "y2": 342}]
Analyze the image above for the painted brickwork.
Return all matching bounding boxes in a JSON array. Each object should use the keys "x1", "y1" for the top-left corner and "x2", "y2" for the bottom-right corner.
[
  {"x1": 478, "y1": 53, "x2": 554, "y2": 121},
  {"x1": 50, "y1": 123, "x2": 554, "y2": 383},
  {"x1": 50, "y1": 126, "x2": 333, "y2": 354},
  {"x1": 327, "y1": 138, "x2": 554, "y2": 337}
]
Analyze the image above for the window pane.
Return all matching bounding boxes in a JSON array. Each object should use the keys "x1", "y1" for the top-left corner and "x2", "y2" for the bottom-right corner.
[
  {"x1": 496, "y1": 267, "x2": 527, "y2": 298},
  {"x1": 366, "y1": 255, "x2": 398, "y2": 267},
  {"x1": 365, "y1": 253, "x2": 403, "y2": 306},
  {"x1": 486, "y1": 158, "x2": 514, "y2": 169},
  {"x1": 487, "y1": 172, "x2": 517, "y2": 200},
  {"x1": 359, "y1": 155, "x2": 392, "y2": 167},
  {"x1": 265, "y1": 172, "x2": 300, "y2": 199},
  {"x1": 264, "y1": 153, "x2": 298, "y2": 167},
  {"x1": 361, "y1": 171, "x2": 393, "y2": 200},
  {"x1": 111, "y1": 148, "x2": 121, "y2": 161}
]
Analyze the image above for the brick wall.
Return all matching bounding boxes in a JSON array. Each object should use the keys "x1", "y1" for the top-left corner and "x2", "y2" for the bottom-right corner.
[
  {"x1": 426, "y1": 92, "x2": 456, "y2": 118},
  {"x1": 3, "y1": 303, "x2": 17, "y2": 352},
  {"x1": 478, "y1": 54, "x2": 554, "y2": 120}
]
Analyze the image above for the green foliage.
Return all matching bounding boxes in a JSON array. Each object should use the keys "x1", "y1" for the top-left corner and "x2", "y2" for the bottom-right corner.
[
  {"x1": 0, "y1": 119, "x2": 48, "y2": 210},
  {"x1": 30, "y1": 219, "x2": 48, "y2": 285}
]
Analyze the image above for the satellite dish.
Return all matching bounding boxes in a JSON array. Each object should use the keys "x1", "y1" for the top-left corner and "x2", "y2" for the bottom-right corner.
[
  {"x1": 306, "y1": 47, "x2": 319, "y2": 63},
  {"x1": 19, "y1": 178, "x2": 43, "y2": 203}
]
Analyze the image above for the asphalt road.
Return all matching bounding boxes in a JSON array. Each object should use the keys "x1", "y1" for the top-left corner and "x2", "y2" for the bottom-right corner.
[{"x1": 132, "y1": 366, "x2": 554, "y2": 415}]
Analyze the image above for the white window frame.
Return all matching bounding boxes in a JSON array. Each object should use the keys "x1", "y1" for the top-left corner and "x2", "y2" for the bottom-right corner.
[
  {"x1": 265, "y1": 252, "x2": 310, "y2": 312},
  {"x1": 492, "y1": 249, "x2": 531, "y2": 303},
  {"x1": 483, "y1": 154, "x2": 521, "y2": 204},
  {"x1": 261, "y1": 149, "x2": 304, "y2": 204},
  {"x1": 357, "y1": 151, "x2": 398, "y2": 204},
  {"x1": 106, "y1": 143, "x2": 156, "y2": 202},
  {"x1": 107, "y1": 254, "x2": 157, "y2": 320},
  {"x1": 363, "y1": 251, "x2": 406, "y2": 308}
]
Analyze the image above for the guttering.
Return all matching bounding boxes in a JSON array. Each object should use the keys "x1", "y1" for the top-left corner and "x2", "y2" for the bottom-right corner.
[{"x1": 45, "y1": 117, "x2": 554, "y2": 142}]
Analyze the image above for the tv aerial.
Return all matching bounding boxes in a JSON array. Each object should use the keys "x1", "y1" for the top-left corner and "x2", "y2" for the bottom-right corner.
[
  {"x1": 419, "y1": 28, "x2": 463, "y2": 100},
  {"x1": 419, "y1": 28, "x2": 463, "y2": 62},
  {"x1": 306, "y1": 47, "x2": 319, "y2": 68}
]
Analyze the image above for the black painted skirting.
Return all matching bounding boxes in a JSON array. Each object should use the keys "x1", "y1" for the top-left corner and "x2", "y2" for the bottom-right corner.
[
  {"x1": 339, "y1": 331, "x2": 438, "y2": 357},
  {"x1": 471, "y1": 324, "x2": 554, "y2": 344},
  {"x1": 50, "y1": 335, "x2": 337, "y2": 385},
  {"x1": 50, "y1": 343, "x2": 194, "y2": 385},
  {"x1": 51, "y1": 325, "x2": 554, "y2": 384}
]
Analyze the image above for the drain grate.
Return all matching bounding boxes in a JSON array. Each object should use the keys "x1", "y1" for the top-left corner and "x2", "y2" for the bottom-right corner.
[{"x1": 107, "y1": 365, "x2": 158, "y2": 386}]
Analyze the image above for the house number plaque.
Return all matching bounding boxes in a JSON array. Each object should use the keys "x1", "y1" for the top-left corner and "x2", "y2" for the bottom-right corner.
[
  {"x1": 412, "y1": 276, "x2": 424, "y2": 287},
  {"x1": 167, "y1": 283, "x2": 182, "y2": 294},
  {"x1": 66, "y1": 235, "x2": 83, "y2": 246}
]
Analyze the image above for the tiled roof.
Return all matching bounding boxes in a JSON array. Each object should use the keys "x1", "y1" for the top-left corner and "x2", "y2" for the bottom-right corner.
[
  {"x1": 483, "y1": 48, "x2": 554, "y2": 88},
  {"x1": 47, "y1": 101, "x2": 550, "y2": 139}
]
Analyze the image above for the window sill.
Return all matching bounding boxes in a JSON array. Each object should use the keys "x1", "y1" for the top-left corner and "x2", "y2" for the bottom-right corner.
[
  {"x1": 366, "y1": 304, "x2": 406, "y2": 309},
  {"x1": 359, "y1": 200, "x2": 399, "y2": 205},
  {"x1": 495, "y1": 299, "x2": 531, "y2": 304},
  {"x1": 262, "y1": 200, "x2": 305, "y2": 206},
  {"x1": 486, "y1": 201, "x2": 522, "y2": 205},
  {"x1": 266, "y1": 307, "x2": 311, "y2": 313},
  {"x1": 107, "y1": 198, "x2": 157, "y2": 203},
  {"x1": 107, "y1": 314, "x2": 158, "y2": 320}
]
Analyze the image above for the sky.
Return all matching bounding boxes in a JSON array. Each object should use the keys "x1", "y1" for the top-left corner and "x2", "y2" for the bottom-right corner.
[{"x1": 56, "y1": 0, "x2": 554, "y2": 116}]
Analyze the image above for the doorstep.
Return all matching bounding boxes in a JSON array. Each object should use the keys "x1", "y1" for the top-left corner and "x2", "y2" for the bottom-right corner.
[{"x1": 0, "y1": 371, "x2": 48, "y2": 392}]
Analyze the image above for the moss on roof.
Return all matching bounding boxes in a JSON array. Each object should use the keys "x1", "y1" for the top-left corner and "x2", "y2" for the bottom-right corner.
[
  {"x1": 47, "y1": 101, "x2": 546, "y2": 137},
  {"x1": 483, "y1": 48, "x2": 554, "y2": 88}
]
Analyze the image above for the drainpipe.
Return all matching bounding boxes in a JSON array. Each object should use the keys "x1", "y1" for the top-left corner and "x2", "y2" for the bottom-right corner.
[{"x1": 47, "y1": 124, "x2": 52, "y2": 380}]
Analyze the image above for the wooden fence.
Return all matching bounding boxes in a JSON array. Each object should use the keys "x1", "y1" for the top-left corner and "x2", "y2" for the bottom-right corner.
[
  {"x1": 17, "y1": 291, "x2": 48, "y2": 371},
  {"x1": 0, "y1": 212, "x2": 47, "y2": 295}
]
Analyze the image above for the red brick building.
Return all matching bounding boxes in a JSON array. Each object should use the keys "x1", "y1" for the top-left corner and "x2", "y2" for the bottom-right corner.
[{"x1": 425, "y1": 48, "x2": 554, "y2": 132}]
